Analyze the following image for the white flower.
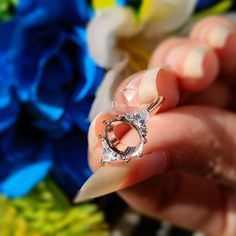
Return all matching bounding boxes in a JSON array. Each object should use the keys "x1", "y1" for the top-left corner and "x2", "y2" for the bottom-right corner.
[
  {"x1": 88, "y1": 0, "x2": 197, "y2": 120},
  {"x1": 88, "y1": 7, "x2": 137, "y2": 68},
  {"x1": 88, "y1": 0, "x2": 197, "y2": 68}
]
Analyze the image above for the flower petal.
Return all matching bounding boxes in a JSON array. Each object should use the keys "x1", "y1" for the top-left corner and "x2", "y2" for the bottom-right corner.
[
  {"x1": 18, "y1": 0, "x2": 93, "y2": 25},
  {"x1": 52, "y1": 130, "x2": 92, "y2": 196},
  {"x1": 140, "y1": 0, "x2": 197, "y2": 36},
  {"x1": 0, "y1": 137, "x2": 53, "y2": 197},
  {"x1": 88, "y1": 6, "x2": 138, "y2": 68},
  {"x1": 68, "y1": 96, "x2": 95, "y2": 132},
  {"x1": 0, "y1": 55, "x2": 19, "y2": 131},
  {"x1": 0, "y1": 102, "x2": 19, "y2": 132},
  {"x1": 33, "y1": 102, "x2": 64, "y2": 121},
  {"x1": 0, "y1": 161, "x2": 52, "y2": 197},
  {"x1": 0, "y1": 20, "x2": 17, "y2": 52},
  {"x1": 89, "y1": 57, "x2": 129, "y2": 121},
  {"x1": 73, "y1": 27, "x2": 104, "y2": 101}
]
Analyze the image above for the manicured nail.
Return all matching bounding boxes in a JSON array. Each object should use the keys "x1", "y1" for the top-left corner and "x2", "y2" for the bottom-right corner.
[
  {"x1": 138, "y1": 67, "x2": 162, "y2": 103},
  {"x1": 74, "y1": 165, "x2": 131, "y2": 203},
  {"x1": 208, "y1": 25, "x2": 233, "y2": 48},
  {"x1": 183, "y1": 46, "x2": 208, "y2": 79},
  {"x1": 74, "y1": 152, "x2": 167, "y2": 203},
  {"x1": 165, "y1": 44, "x2": 208, "y2": 79}
]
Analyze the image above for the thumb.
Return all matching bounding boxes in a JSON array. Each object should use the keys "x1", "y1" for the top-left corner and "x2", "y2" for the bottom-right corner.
[{"x1": 75, "y1": 106, "x2": 236, "y2": 202}]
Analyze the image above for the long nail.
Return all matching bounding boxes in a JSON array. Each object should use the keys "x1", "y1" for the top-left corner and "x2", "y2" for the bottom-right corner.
[
  {"x1": 74, "y1": 151, "x2": 167, "y2": 203},
  {"x1": 207, "y1": 25, "x2": 233, "y2": 48},
  {"x1": 138, "y1": 67, "x2": 162, "y2": 103}
]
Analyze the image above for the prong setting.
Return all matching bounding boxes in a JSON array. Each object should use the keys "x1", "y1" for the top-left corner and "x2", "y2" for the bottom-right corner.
[
  {"x1": 100, "y1": 110, "x2": 148, "y2": 164},
  {"x1": 99, "y1": 96, "x2": 164, "y2": 165}
]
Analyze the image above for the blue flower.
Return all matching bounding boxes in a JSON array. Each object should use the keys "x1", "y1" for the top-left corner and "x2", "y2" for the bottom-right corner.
[{"x1": 0, "y1": 0, "x2": 104, "y2": 197}]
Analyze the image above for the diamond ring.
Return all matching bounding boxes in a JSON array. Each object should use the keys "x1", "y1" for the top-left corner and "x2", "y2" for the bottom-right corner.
[{"x1": 99, "y1": 96, "x2": 165, "y2": 164}]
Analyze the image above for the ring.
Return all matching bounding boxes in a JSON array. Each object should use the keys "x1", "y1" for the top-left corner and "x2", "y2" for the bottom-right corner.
[{"x1": 99, "y1": 96, "x2": 165, "y2": 164}]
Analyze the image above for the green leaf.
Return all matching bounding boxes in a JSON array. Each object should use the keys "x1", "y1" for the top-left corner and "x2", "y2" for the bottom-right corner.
[
  {"x1": 0, "y1": 0, "x2": 18, "y2": 21},
  {"x1": 193, "y1": 0, "x2": 233, "y2": 19},
  {"x1": 0, "y1": 179, "x2": 109, "y2": 236}
]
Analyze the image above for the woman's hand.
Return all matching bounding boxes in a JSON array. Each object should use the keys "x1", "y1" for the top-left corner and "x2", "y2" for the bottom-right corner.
[{"x1": 86, "y1": 16, "x2": 236, "y2": 236}]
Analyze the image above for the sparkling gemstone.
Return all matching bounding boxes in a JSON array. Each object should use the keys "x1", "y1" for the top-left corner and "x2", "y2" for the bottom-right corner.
[
  {"x1": 124, "y1": 113, "x2": 134, "y2": 121},
  {"x1": 101, "y1": 109, "x2": 149, "y2": 163},
  {"x1": 102, "y1": 149, "x2": 115, "y2": 162},
  {"x1": 134, "y1": 113, "x2": 141, "y2": 119},
  {"x1": 139, "y1": 110, "x2": 149, "y2": 123}
]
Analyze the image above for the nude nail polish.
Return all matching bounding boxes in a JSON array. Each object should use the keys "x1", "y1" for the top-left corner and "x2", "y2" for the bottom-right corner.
[
  {"x1": 74, "y1": 164, "x2": 131, "y2": 203},
  {"x1": 138, "y1": 67, "x2": 161, "y2": 103},
  {"x1": 183, "y1": 46, "x2": 208, "y2": 79},
  {"x1": 74, "y1": 151, "x2": 167, "y2": 203},
  {"x1": 208, "y1": 25, "x2": 233, "y2": 48}
]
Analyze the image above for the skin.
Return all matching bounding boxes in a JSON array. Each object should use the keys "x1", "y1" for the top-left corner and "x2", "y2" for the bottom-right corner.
[{"x1": 88, "y1": 16, "x2": 236, "y2": 235}]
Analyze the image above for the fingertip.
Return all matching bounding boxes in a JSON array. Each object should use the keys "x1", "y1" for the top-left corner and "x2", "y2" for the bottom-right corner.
[
  {"x1": 114, "y1": 68, "x2": 180, "y2": 114},
  {"x1": 148, "y1": 37, "x2": 186, "y2": 68},
  {"x1": 155, "y1": 68, "x2": 180, "y2": 110},
  {"x1": 179, "y1": 45, "x2": 219, "y2": 91},
  {"x1": 191, "y1": 16, "x2": 236, "y2": 77},
  {"x1": 218, "y1": 32, "x2": 236, "y2": 76},
  {"x1": 149, "y1": 38, "x2": 219, "y2": 92},
  {"x1": 88, "y1": 112, "x2": 114, "y2": 170},
  {"x1": 190, "y1": 16, "x2": 236, "y2": 43}
]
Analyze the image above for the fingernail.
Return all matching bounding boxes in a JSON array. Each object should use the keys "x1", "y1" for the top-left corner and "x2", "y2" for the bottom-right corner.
[
  {"x1": 208, "y1": 25, "x2": 233, "y2": 48},
  {"x1": 74, "y1": 165, "x2": 130, "y2": 203},
  {"x1": 165, "y1": 44, "x2": 208, "y2": 79},
  {"x1": 138, "y1": 67, "x2": 162, "y2": 103},
  {"x1": 74, "y1": 152, "x2": 167, "y2": 203},
  {"x1": 183, "y1": 46, "x2": 208, "y2": 79}
]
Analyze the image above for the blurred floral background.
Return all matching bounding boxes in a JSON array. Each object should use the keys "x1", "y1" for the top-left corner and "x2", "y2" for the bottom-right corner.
[{"x1": 0, "y1": 0, "x2": 235, "y2": 235}]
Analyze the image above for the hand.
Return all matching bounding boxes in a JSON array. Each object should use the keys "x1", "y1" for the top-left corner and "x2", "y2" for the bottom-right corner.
[{"x1": 85, "y1": 16, "x2": 236, "y2": 236}]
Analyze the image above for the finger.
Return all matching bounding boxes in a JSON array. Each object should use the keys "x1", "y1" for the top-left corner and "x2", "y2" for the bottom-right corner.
[
  {"x1": 77, "y1": 106, "x2": 236, "y2": 201},
  {"x1": 119, "y1": 172, "x2": 226, "y2": 236},
  {"x1": 120, "y1": 106, "x2": 236, "y2": 186},
  {"x1": 181, "y1": 81, "x2": 233, "y2": 109},
  {"x1": 148, "y1": 37, "x2": 219, "y2": 91},
  {"x1": 190, "y1": 16, "x2": 236, "y2": 79},
  {"x1": 88, "y1": 112, "x2": 114, "y2": 170},
  {"x1": 113, "y1": 67, "x2": 180, "y2": 114},
  {"x1": 88, "y1": 67, "x2": 180, "y2": 170}
]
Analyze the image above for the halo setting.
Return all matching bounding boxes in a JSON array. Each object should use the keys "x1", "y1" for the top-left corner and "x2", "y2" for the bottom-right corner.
[{"x1": 99, "y1": 96, "x2": 164, "y2": 165}]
